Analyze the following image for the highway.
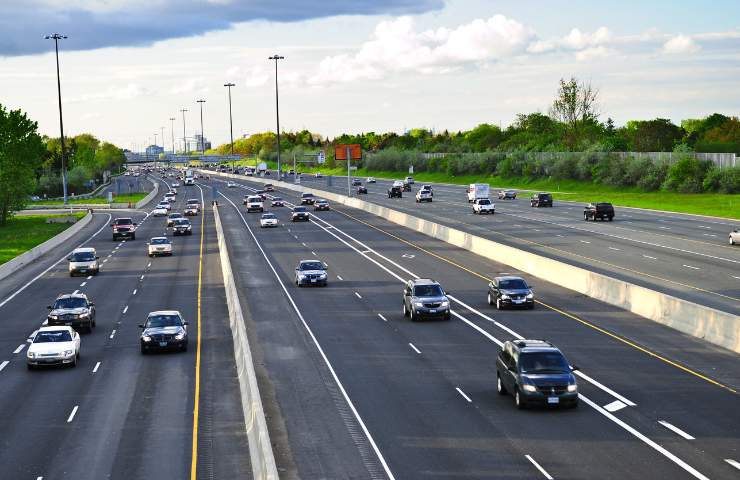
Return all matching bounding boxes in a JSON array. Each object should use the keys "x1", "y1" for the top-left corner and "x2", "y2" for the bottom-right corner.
[
  {"x1": 0, "y1": 175, "x2": 248, "y2": 480},
  {"x1": 207, "y1": 174, "x2": 740, "y2": 479},
  {"x1": 285, "y1": 174, "x2": 740, "y2": 316}
]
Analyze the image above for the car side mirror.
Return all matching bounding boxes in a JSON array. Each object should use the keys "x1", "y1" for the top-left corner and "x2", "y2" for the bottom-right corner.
[
  {"x1": 570, "y1": 365, "x2": 579, "y2": 372},
  {"x1": 134, "y1": 223, "x2": 138, "y2": 226},
  {"x1": 89, "y1": 302, "x2": 95, "y2": 307},
  {"x1": 323, "y1": 263, "x2": 328, "y2": 270},
  {"x1": 47, "y1": 305, "x2": 52, "y2": 310},
  {"x1": 445, "y1": 291, "x2": 451, "y2": 296},
  {"x1": 109, "y1": 224, "x2": 114, "y2": 227},
  {"x1": 138, "y1": 324, "x2": 144, "y2": 328},
  {"x1": 183, "y1": 321, "x2": 188, "y2": 325},
  {"x1": 67, "y1": 257, "x2": 72, "y2": 261},
  {"x1": 96, "y1": 256, "x2": 100, "y2": 260}
]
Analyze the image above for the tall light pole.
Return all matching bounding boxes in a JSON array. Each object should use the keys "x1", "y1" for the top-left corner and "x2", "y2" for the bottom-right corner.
[
  {"x1": 45, "y1": 33, "x2": 69, "y2": 205},
  {"x1": 160, "y1": 126, "x2": 165, "y2": 153},
  {"x1": 180, "y1": 108, "x2": 188, "y2": 154},
  {"x1": 169, "y1": 117, "x2": 176, "y2": 154},
  {"x1": 269, "y1": 55, "x2": 284, "y2": 179},
  {"x1": 224, "y1": 82, "x2": 236, "y2": 171},
  {"x1": 197, "y1": 99, "x2": 206, "y2": 157}
]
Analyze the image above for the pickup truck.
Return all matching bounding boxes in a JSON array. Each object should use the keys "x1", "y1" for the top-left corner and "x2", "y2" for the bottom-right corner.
[
  {"x1": 472, "y1": 198, "x2": 495, "y2": 214},
  {"x1": 111, "y1": 218, "x2": 137, "y2": 241},
  {"x1": 388, "y1": 184, "x2": 403, "y2": 198},
  {"x1": 583, "y1": 202, "x2": 614, "y2": 221}
]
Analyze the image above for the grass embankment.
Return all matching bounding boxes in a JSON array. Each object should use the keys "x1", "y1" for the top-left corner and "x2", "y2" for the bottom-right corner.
[
  {"x1": 31, "y1": 193, "x2": 148, "y2": 206},
  {"x1": 290, "y1": 165, "x2": 739, "y2": 220},
  {"x1": 0, "y1": 213, "x2": 86, "y2": 265}
]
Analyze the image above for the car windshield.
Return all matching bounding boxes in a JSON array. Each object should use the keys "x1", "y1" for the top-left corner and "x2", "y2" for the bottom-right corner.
[
  {"x1": 187, "y1": 200, "x2": 199, "y2": 204},
  {"x1": 519, "y1": 352, "x2": 569, "y2": 374},
  {"x1": 34, "y1": 330, "x2": 73, "y2": 343},
  {"x1": 151, "y1": 238, "x2": 170, "y2": 245},
  {"x1": 272, "y1": 197, "x2": 282, "y2": 201},
  {"x1": 478, "y1": 199, "x2": 491, "y2": 205},
  {"x1": 294, "y1": 207, "x2": 307, "y2": 212},
  {"x1": 173, "y1": 220, "x2": 189, "y2": 226},
  {"x1": 413, "y1": 285, "x2": 444, "y2": 297},
  {"x1": 146, "y1": 315, "x2": 183, "y2": 328},
  {"x1": 115, "y1": 219, "x2": 132, "y2": 225},
  {"x1": 249, "y1": 197, "x2": 261, "y2": 202},
  {"x1": 53, "y1": 297, "x2": 87, "y2": 309},
  {"x1": 317, "y1": 200, "x2": 327, "y2": 204},
  {"x1": 262, "y1": 214, "x2": 276, "y2": 219},
  {"x1": 70, "y1": 252, "x2": 95, "y2": 262},
  {"x1": 499, "y1": 279, "x2": 529, "y2": 289},
  {"x1": 300, "y1": 262, "x2": 323, "y2": 271},
  {"x1": 169, "y1": 214, "x2": 182, "y2": 218},
  {"x1": 302, "y1": 193, "x2": 314, "y2": 198}
]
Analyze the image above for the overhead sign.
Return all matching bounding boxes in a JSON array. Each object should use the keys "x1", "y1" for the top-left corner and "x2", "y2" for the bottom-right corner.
[
  {"x1": 335, "y1": 144, "x2": 362, "y2": 160},
  {"x1": 317, "y1": 151, "x2": 326, "y2": 164}
]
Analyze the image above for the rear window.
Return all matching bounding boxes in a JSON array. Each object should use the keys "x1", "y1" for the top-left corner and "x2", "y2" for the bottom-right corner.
[{"x1": 477, "y1": 199, "x2": 491, "y2": 205}]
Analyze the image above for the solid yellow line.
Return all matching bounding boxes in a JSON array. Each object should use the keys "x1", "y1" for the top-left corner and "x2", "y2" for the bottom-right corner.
[
  {"x1": 332, "y1": 207, "x2": 738, "y2": 395},
  {"x1": 190, "y1": 201, "x2": 205, "y2": 479}
]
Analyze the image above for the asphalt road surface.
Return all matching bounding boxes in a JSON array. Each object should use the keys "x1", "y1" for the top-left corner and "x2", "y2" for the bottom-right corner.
[
  {"x1": 284, "y1": 174, "x2": 740, "y2": 317},
  {"x1": 0, "y1": 176, "x2": 249, "y2": 480},
  {"x1": 206, "y1": 174, "x2": 740, "y2": 480}
]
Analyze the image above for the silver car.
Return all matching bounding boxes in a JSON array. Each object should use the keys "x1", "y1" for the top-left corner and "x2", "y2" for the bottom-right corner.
[
  {"x1": 730, "y1": 229, "x2": 740, "y2": 245},
  {"x1": 68, "y1": 247, "x2": 99, "y2": 276}
]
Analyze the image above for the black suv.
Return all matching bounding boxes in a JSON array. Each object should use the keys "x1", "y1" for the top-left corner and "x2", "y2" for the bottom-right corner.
[
  {"x1": 488, "y1": 276, "x2": 534, "y2": 310},
  {"x1": 530, "y1": 192, "x2": 553, "y2": 207},
  {"x1": 584, "y1": 202, "x2": 614, "y2": 221},
  {"x1": 402, "y1": 279, "x2": 451, "y2": 321},
  {"x1": 300, "y1": 193, "x2": 316, "y2": 205},
  {"x1": 388, "y1": 186, "x2": 403, "y2": 198},
  {"x1": 47, "y1": 293, "x2": 96, "y2": 332},
  {"x1": 496, "y1": 340, "x2": 578, "y2": 409}
]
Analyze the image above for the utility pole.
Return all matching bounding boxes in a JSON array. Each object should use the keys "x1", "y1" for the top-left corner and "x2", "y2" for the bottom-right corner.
[
  {"x1": 180, "y1": 108, "x2": 188, "y2": 154},
  {"x1": 169, "y1": 117, "x2": 176, "y2": 154},
  {"x1": 45, "y1": 33, "x2": 69, "y2": 205},
  {"x1": 224, "y1": 82, "x2": 236, "y2": 171},
  {"x1": 197, "y1": 99, "x2": 206, "y2": 156},
  {"x1": 268, "y1": 55, "x2": 284, "y2": 180}
]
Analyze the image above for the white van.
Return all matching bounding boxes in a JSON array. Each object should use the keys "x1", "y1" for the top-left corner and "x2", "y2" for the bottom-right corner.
[{"x1": 68, "y1": 247, "x2": 99, "y2": 277}]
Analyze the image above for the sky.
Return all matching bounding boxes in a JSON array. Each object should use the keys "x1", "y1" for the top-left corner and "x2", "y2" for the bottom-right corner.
[{"x1": 1, "y1": 0, "x2": 739, "y2": 151}]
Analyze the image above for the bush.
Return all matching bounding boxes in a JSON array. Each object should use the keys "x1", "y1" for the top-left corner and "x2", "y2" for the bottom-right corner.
[
  {"x1": 662, "y1": 156, "x2": 713, "y2": 192},
  {"x1": 636, "y1": 161, "x2": 669, "y2": 191},
  {"x1": 703, "y1": 166, "x2": 740, "y2": 193}
]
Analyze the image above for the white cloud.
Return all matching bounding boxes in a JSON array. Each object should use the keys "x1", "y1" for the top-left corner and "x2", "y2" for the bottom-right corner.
[
  {"x1": 662, "y1": 35, "x2": 700, "y2": 54},
  {"x1": 526, "y1": 26, "x2": 611, "y2": 53},
  {"x1": 309, "y1": 15, "x2": 535, "y2": 85},
  {"x1": 575, "y1": 46, "x2": 613, "y2": 62},
  {"x1": 66, "y1": 83, "x2": 151, "y2": 103},
  {"x1": 169, "y1": 78, "x2": 210, "y2": 95}
]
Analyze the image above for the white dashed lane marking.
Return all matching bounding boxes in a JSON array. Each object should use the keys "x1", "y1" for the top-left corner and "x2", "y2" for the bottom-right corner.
[
  {"x1": 455, "y1": 387, "x2": 472, "y2": 403},
  {"x1": 13, "y1": 344, "x2": 25, "y2": 354},
  {"x1": 409, "y1": 343, "x2": 421, "y2": 354},
  {"x1": 67, "y1": 406, "x2": 79, "y2": 423}
]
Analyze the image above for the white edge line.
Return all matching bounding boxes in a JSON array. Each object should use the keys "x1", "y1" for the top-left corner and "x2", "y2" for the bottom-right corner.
[
  {"x1": 659, "y1": 420, "x2": 695, "y2": 440},
  {"x1": 133, "y1": 289, "x2": 137, "y2": 295},
  {"x1": 337, "y1": 275, "x2": 343, "y2": 280},
  {"x1": 725, "y1": 459, "x2": 740, "y2": 471},
  {"x1": 378, "y1": 313, "x2": 387, "y2": 322},
  {"x1": 67, "y1": 405, "x2": 79, "y2": 423},
  {"x1": 122, "y1": 305, "x2": 129, "y2": 314},
  {"x1": 354, "y1": 291, "x2": 362, "y2": 299},
  {"x1": 525, "y1": 455, "x2": 554, "y2": 480},
  {"x1": 109, "y1": 329, "x2": 116, "y2": 339},
  {"x1": 0, "y1": 361, "x2": 9, "y2": 372},
  {"x1": 574, "y1": 370, "x2": 636, "y2": 406},
  {"x1": 408, "y1": 343, "x2": 421, "y2": 354},
  {"x1": 455, "y1": 387, "x2": 472, "y2": 403},
  {"x1": 218, "y1": 192, "x2": 398, "y2": 480}
]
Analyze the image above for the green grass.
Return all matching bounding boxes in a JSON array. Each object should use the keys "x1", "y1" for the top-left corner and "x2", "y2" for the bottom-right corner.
[
  {"x1": 31, "y1": 193, "x2": 148, "y2": 206},
  {"x1": 289, "y1": 165, "x2": 740, "y2": 220},
  {"x1": 0, "y1": 213, "x2": 86, "y2": 265}
]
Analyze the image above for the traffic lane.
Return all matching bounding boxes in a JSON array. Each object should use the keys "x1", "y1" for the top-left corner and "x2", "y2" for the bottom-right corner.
[
  {"x1": 0, "y1": 209, "x2": 158, "y2": 479},
  {"x1": 293, "y1": 177, "x2": 740, "y2": 315},
  {"x1": 220, "y1": 201, "x2": 553, "y2": 480},
  {"x1": 237, "y1": 185, "x2": 740, "y2": 462},
  {"x1": 230, "y1": 198, "x2": 712, "y2": 480}
]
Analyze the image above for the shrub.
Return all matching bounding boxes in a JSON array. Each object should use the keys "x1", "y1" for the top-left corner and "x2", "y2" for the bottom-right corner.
[{"x1": 703, "y1": 166, "x2": 740, "y2": 193}]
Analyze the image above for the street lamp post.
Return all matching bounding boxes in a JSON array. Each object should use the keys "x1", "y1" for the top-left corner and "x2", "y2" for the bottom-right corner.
[
  {"x1": 224, "y1": 82, "x2": 236, "y2": 171},
  {"x1": 45, "y1": 33, "x2": 69, "y2": 205},
  {"x1": 180, "y1": 109, "x2": 188, "y2": 154},
  {"x1": 197, "y1": 99, "x2": 206, "y2": 157},
  {"x1": 269, "y1": 55, "x2": 284, "y2": 180},
  {"x1": 169, "y1": 117, "x2": 176, "y2": 154}
]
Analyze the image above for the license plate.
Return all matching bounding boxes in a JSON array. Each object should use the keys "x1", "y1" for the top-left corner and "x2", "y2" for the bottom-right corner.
[
  {"x1": 548, "y1": 397, "x2": 559, "y2": 404},
  {"x1": 514, "y1": 299, "x2": 524, "y2": 303},
  {"x1": 65, "y1": 322, "x2": 72, "y2": 326},
  {"x1": 429, "y1": 309, "x2": 437, "y2": 313},
  {"x1": 159, "y1": 342, "x2": 168, "y2": 347},
  {"x1": 79, "y1": 268, "x2": 87, "y2": 272},
  {"x1": 310, "y1": 279, "x2": 316, "y2": 283}
]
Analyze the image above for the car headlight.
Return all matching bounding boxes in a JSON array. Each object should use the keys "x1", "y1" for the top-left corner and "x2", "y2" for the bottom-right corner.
[
  {"x1": 522, "y1": 384, "x2": 537, "y2": 393},
  {"x1": 526, "y1": 293, "x2": 534, "y2": 299},
  {"x1": 414, "y1": 302, "x2": 424, "y2": 308},
  {"x1": 567, "y1": 384, "x2": 577, "y2": 392},
  {"x1": 63, "y1": 349, "x2": 74, "y2": 356},
  {"x1": 27, "y1": 351, "x2": 36, "y2": 358},
  {"x1": 440, "y1": 301, "x2": 449, "y2": 307},
  {"x1": 49, "y1": 315, "x2": 58, "y2": 320},
  {"x1": 298, "y1": 274, "x2": 306, "y2": 279},
  {"x1": 175, "y1": 332, "x2": 186, "y2": 340},
  {"x1": 501, "y1": 294, "x2": 510, "y2": 300},
  {"x1": 142, "y1": 335, "x2": 152, "y2": 342},
  {"x1": 319, "y1": 273, "x2": 327, "y2": 279},
  {"x1": 187, "y1": 226, "x2": 192, "y2": 230},
  {"x1": 78, "y1": 312, "x2": 89, "y2": 318}
]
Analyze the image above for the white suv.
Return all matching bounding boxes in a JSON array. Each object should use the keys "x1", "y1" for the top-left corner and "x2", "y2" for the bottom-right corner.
[
  {"x1": 472, "y1": 198, "x2": 495, "y2": 215},
  {"x1": 68, "y1": 247, "x2": 99, "y2": 276},
  {"x1": 246, "y1": 195, "x2": 264, "y2": 213}
]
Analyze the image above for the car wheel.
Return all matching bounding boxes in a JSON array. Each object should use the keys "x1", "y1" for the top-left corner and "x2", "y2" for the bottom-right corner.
[
  {"x1": 730, "y1": 237, "x2": 735, "y2": 245},
  {"x1": 69, "y1": 272, "x2": 74, "y2": 277},
  {"x1": 608, "y1": 216, "x2": 613, "y2": 222},
  {"x1": 141, "y1": 345, "x2": 147, "y2": 354},
  {"x1": 132, "y1": 234, "x2": 136, "y2": 240},
  {"x1": 583, "y1": 213, "x2": 588, "y2": 221},
  {"x1": 444, "y1": 312, "x2": 451, "y2": 321},
  {"x1": 71, "y1": 356, "x2": 77, "y2": 368},
  {"x1": 515, "y1": 389, "x2": 525, "y2": 409},
  {"x1": 528, "y1": 303, "x2": 535, "y2": 310},
  {"x1": 181, "y1": 343, "x2": 188, "y2": 352},
  {"x1": 487, "y1": 292, "x2": 494, "y2": 306},
  {"x1": 497, "y1": 374, "x2": 507, "y2": 395},
  {"x1": 410, "y1": 308, "x2": 417, "y2": 322},
  {"x1": 27, "y1": 364, "x2": 35, "y2": 371},
  {"x1": 403, "y1": 303, "x2": 408, "y2": 317},
  {"x1": 496, "y1": 298, "x2": 502, "y2": 310}
]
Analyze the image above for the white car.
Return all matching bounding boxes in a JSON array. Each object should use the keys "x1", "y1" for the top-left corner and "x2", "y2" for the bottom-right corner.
[
  {"x1": 246, "y1": 195, "x2": 264, "y2": 213},
  {"x1": 68, "y1": 247, "x2": 99, "y2": 276},
  {"x1": 152, "y1": 206, "x2": 168, "y2": 217},
  {"x1": 227, "y1": 181, "x2": 237, "y2": 188},
  {"x1": 148, "y1": 237, "x2": 173, "y2": 257},
  {"x1": 172, "y1": 182, "x2": 180, "y2": 188},
  {"x1": 415, "y1": 190, "x2": 433, "y2": 203},
  {"x1": 260, "y1": 213, "x2": 279, "y2": 228},
  {"x1": 27, "y1": 326, "x2": 81, "y2": 369},
  {"x1": 157, "y1": 201, "x2": 172, "y2": 211},
  {"x1": 366, "y1": 177, "x2": 376, "y2": 183},
  {"x1": 473, "y1": 198, "x2": 495, "y2": 214},
  {"x1": 730, "y1": 229, "x2": 739, "y2": 245},
  {"x1": 314, "y1": 172, "x2": 323, "y2": 178}
]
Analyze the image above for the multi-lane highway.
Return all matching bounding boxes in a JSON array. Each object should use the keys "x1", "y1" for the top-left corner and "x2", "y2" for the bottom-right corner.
[
  {"x1": 289, "y1": 174, "x2": 740, "y2": 316},
  {"x1": 205, "y1": 173, "x2": 740, "y2": 480},
  {"x1": 0, "y1": 176, "x2": 248, "y2": 479}
]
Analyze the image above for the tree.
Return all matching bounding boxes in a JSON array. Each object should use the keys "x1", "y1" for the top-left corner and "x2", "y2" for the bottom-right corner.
[
  {"x1": 549, "y1": 77, "x2": 600, "y2": 149},
  {"x1": 0, "y1": 104, "x2": 45, "y2": 225},
  {"x1": 625, "y1": 118, "x2": 684, "y2": 152}
]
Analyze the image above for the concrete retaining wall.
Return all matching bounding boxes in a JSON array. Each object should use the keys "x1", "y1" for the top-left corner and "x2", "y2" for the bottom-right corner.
[
  {"x1": 213, "y1": 204, "x2": 279, "y2": 479},
  {"x1": 0, "y1": 212, "x2": 93, "y2": 283},
  {"x1": 203, "y1": 170, "x2": 740, "y2": 353},
  {"x1": 136, "y1": 177, "x2": 159, "y2": 209}
]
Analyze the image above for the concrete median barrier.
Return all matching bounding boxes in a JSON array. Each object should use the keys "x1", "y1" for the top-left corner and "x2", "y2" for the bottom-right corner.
[
  {"x1": 0, "y1": 212, "x2": 93, "y2": 283},
  {"x1": 213, "y1": 204, "x2": 279, "y2": 480},
  {"x1": 203, "y1": 170, "x2": 740, "y2": 353}
]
